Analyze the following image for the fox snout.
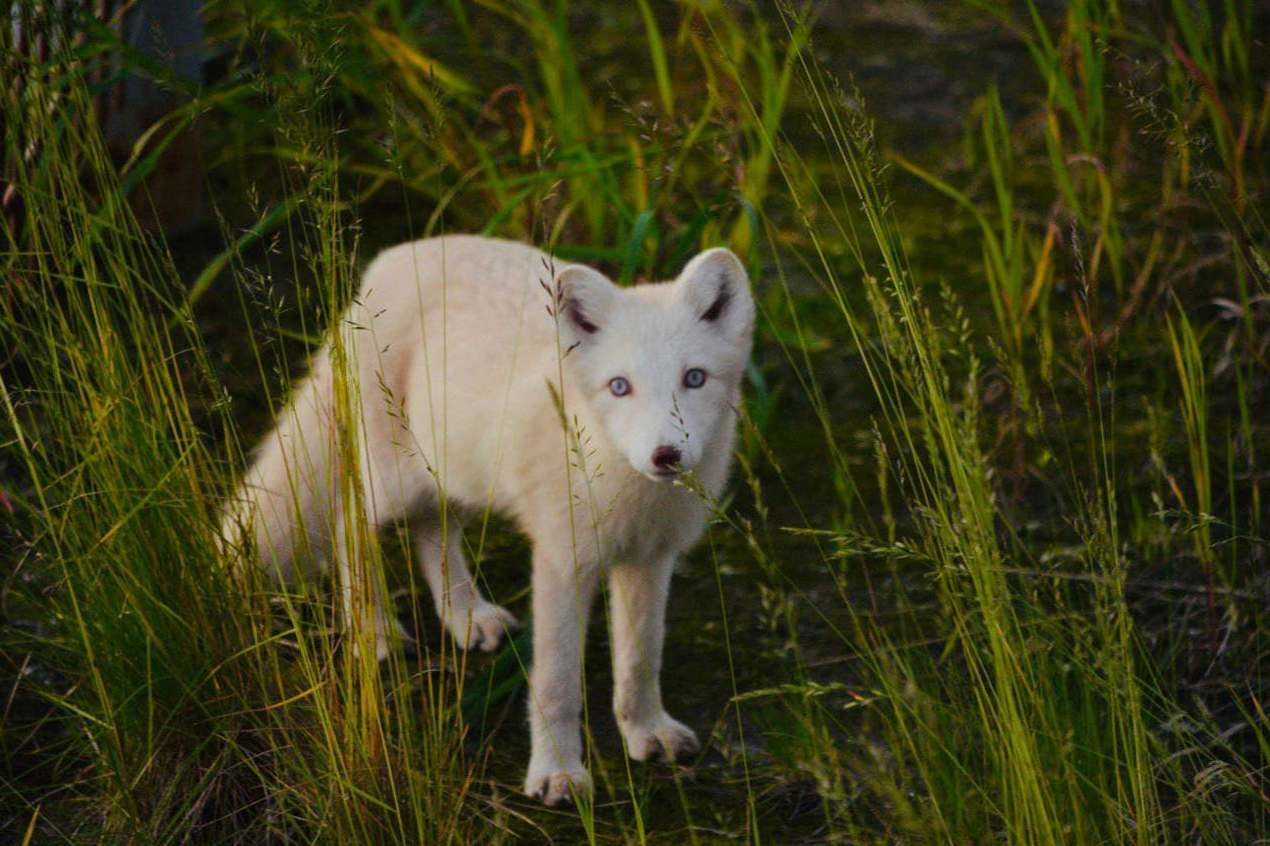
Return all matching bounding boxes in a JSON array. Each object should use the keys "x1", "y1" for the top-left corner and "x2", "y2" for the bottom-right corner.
[{"x1": 651, "y1": 445, "x2": 682, "y2": 476}]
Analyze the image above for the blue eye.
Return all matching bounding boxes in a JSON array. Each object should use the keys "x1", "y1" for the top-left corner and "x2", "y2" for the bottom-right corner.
[
  {"x1": 609, "y1": 376, "x2": 632, "y2": 397},
  {"x1": 683, "y1": 368, "x2": 707, "y2": 389}
]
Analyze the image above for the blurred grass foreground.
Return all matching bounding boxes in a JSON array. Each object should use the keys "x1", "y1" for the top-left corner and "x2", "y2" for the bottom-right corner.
[{"x1": 2, "y1": 1, "x2": 1268, "y2": 843}]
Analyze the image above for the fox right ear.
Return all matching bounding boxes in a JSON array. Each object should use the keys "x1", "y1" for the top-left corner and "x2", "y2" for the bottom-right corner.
[{"x1": 553, "y1": 264, "x2": 618, "y2": 340}]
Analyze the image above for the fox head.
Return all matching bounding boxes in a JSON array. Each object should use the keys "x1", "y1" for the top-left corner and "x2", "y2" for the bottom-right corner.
[{"x1": 553, "y1": 248, "x2": 754, "y2": 482}]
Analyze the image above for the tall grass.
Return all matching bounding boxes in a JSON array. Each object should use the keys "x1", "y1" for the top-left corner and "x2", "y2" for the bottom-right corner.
[
  {"x1": 755, "y1": 44, "x2": 1162, "y2": 839},
  {"x1": 2, "y1": 37, "x2": 270, "y2": 840},
  {"x1": 3, "y1": 1, "x2": 1267, "y2": 843},
  {"x1": 2, "y1": 11, "x2": 485, "y2": 842}
]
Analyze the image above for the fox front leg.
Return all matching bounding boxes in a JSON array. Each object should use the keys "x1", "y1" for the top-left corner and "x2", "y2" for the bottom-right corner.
[
  {"x1": 413, "y1": 513, "x2": 517, "y2": 652},
  {"x1": 608, "y1": 555, "x2": 699, "y2": 763},
  {"x1": 523, "y1": 554, "x2": 599, "y2": 806}
]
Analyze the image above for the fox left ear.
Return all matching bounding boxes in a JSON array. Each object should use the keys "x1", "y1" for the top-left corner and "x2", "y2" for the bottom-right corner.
[
  {"x1": 677, "y1": 247, "x2": 754, "y2": 340},
  {"x1": 553, "y1": 262, "x2": 619, "y2": 346}
]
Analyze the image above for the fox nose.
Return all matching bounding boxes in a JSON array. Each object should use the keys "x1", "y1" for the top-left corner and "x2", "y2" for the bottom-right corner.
[{"x1": 651, "y1": 445, "x2": 682, "y2": 471}]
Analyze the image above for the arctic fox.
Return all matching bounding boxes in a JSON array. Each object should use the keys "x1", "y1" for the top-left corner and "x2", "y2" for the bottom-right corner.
[{"x1": 222, "y1": 235, "x2": 754, "y2": 805}]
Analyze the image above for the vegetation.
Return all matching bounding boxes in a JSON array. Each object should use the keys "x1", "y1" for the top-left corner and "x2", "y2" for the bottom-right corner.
[{"x1": 2, "y1": 1, "x2": 1266, "y2": 842}]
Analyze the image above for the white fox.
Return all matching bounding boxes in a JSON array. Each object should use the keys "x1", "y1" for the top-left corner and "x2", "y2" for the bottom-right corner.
[{"x1": 222, "y1": 234, "x2": 754, "y2": 805}]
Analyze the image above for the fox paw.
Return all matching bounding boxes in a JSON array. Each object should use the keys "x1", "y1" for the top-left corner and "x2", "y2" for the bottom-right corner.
[
  {"x1": 524, "y1": 763, "x2": 592, "y2": 807},
  {"x1": 349, "y1": 615, "x2": 412, "y2": 663},
  {"x1": 619, "y1": 712, "x2": 700, "y2": 763},
  {"x1": 442, "y1": 600, "x2": 517, "y2": 652}
]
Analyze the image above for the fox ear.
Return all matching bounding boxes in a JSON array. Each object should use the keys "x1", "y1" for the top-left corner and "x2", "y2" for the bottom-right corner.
[
  {"x1": 553, "y1": 263, "x2": 618, "y2": 341},
  {"x1": 677, "y1": 247, "x2": 754, "y2": 340}
]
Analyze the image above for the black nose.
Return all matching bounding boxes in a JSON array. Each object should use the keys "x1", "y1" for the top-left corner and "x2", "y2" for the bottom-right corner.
[{"x1": 651, "y1": 445, "x2": 681, "y2": 471}]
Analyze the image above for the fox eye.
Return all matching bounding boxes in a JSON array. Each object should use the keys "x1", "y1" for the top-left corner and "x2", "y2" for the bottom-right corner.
[
  {"x1": 608, "y1": 376, "x2": 632, "y2": 397},
  {"x1": 683, "y1": 368, "x2": 707, "y2": 389}
]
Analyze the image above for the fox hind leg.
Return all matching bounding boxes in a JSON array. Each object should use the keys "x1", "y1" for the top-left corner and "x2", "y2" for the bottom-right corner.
[{"x1": 332, "y1": 504, "x2": 410, "y2": 662}]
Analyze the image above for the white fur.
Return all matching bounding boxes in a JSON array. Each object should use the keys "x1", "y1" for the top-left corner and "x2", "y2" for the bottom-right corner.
[{"x1": 221, "y1": 235, "x2": 754, "y2": 806}]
